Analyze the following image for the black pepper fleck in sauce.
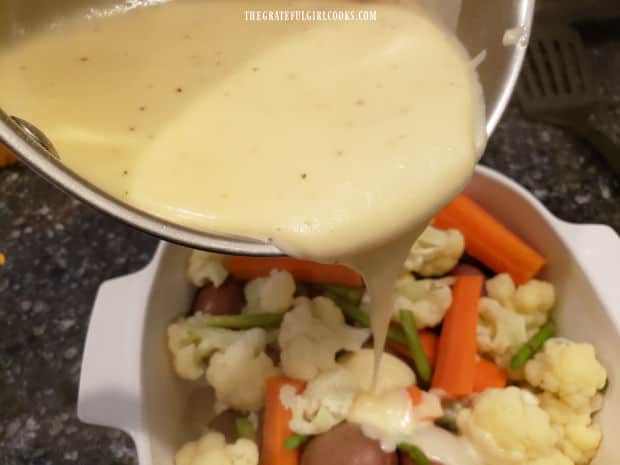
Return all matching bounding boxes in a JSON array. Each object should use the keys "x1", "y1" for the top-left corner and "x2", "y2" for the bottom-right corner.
[
  {"x1": 122, "y1": 170, "x2": 129, "y2": 175},
  {"x1": 79, "y1": 56, "x2": 89, "y2": 62},
  {"x1": 139, "y1": 106, "x2": 146, "y2": 111},
  {"x1": 176, "y1": 87, "x2": 184, "y2": 93},
  {"x1": 128, "y1": 126, "x2": 136, "y2": 132},
  {"x1": 336, "y1": 150, "x2": 344, "y2": 157},
  {"x1": 252, "y1": 66, "x2": 259, "y2": 72},
  {"x1": 300, "y1": 173, "x2": 308, "y2": 179}
]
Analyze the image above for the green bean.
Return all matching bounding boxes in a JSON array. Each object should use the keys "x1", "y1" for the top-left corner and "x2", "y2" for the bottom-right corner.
[
  {"x1": 510, "y1": 321, "x2": 555, "y2": 369},
  {"x1": 235, "y1": 417, "x2": 256, "y2": 440},
  {"x1": 398, "y1": 443, "x2": 431, "y2": 465},
  {"x1": 400, "y1": 309, "x2": 432, "y2": 388},
  {"x1": 191, "y1": 312, "x2": 284, "y2": 330},
  {"x1": 318, "y1": 284, "x2": 363, "y2": 303},
  {"x1": 284, "y1": 434, "x2": 310, "y2": 450}
]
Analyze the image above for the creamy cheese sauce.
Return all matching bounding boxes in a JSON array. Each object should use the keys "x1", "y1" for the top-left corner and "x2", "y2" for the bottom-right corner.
[{"x1": 1, "y1": 0, "x2": 485, "y2": 458}]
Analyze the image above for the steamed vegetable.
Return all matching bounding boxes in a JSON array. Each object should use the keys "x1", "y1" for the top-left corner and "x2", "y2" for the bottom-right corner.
[
  {"x1": 278, "y1": 296, "x2": 369, "y2": 381},
  {"x1": 205, "y1": 328, "x2": 280, "y2": 412},
  {"x1": 394, "y1": 275, "x2": 454, "y2": 329},
  {"x1": 432, "y1": 276, "x2": 483, "y2": 397},
  {"x1": 399, "y1": 309, "x2": 432, "y2": 388},
  {"x1": 433, "y1": 194, "x2": 546, "y2": 284},
  {"x1": 191, "y1": 312, "x2": 284, "y2": 330},
  {"x1": 227, "y1": 256, "x2": 363, "y2": 287},
  {"x1": 284, "y1": 434, "x2": 310, "y2": 450},
  {"x1": 457, "y1": 387, "x2": 563, "y2": 465},
  {"x1": 243, "y1": 270, "x2": 296, "y2": 314},
  {"x1": 332, "y1": 296, "x2": 408, "y2": 345},
  {"x1": 538, "y1": 392, "x2": 603, "y2": 464},
  {"x1": 524, "y1": 338, "x2": 607, "y2": 409},
  {"x1": 407, "y1": 385, "x2": 424, "y2": 405},
  {"x1": 404, "y1": 225, "x2": 465, "y2": 277},
  {"x1": 473, "y1": 358, "x2": 508, "y2": 392},
  {"x1": 187, "y1": 250, "x2": 229, "y2": 287},
  {"x1": 175, "y1": 431, "x2": 259, "y2": 465},
  {"x1": 280, "y1": 367, "x2": 357, "y2": 435},
  {"x1": 300, "y1": 422, "x2": 397, "y2": 465},
  {"x1": 261, "y1": 377, "x2": 305, "y2": 465},
  {"x1": 192, "y1": 278, "x2": 245, "y2": 316},
  {"x1": 235, "y1": 417, "x2": 257, "y2": 441},
  {"x1": 386, "y1": 331, "x2": 438, "y2": 368},
  {"x1": 339, "y1": 349, "x2": 415, "y2": 393},
  {"x1": 398, "y1": 443, "x2": 431, "y2": 465},
  {"x1": 510, "y1": 321, "x2": 556, "y2": 369}
]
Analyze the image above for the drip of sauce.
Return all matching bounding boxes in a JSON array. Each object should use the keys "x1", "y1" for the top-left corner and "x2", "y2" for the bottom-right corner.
[
  {"x1": 0, "y1": 1, "x2": 485, "y2": 452},
  {"x1": 345, "y1": 230, "x2": 426, "y2": 387}
]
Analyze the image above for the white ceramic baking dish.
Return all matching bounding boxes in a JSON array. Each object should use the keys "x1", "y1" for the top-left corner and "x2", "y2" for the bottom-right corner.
[{"x1": 77, "y1": 165, "x2": 620, "y2": 465}]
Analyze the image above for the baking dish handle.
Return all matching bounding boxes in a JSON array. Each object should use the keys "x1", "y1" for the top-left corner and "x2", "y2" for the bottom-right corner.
[
  {"x1": 555, "y1": 221, "x2": 620, "y2": 316},
  {"x1": 77, "y1": 267, "x2": 153, "y2": 433}
]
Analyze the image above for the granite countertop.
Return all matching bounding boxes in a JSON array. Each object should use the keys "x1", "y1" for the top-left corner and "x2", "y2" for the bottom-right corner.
[{"x1": 1, "y1": 23, "x2": 619, "y2": 465}]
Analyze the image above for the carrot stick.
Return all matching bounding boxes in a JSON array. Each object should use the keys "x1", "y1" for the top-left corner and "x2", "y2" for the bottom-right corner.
[
  {"x1": 261, "y1": 377, "x2": 305, "y2": 465},
  {"x1": 227, "y1": 256, "x2": 363, "y2": 287},
  {"x1": 433, "y1": 194, "x2": 546, "y2": 284},
  {"x1": 387, "y1": 331, "x2": 438, "y2": 368},
  {"x1": 432, "y1": 275, "x2": 483, "y2": 398},
  {"x1": 407, "y1": 385, "x2": 424, "y2": 405},
  {"x1": 473, "y1": 358, "x2": 508, "y2": 393}
]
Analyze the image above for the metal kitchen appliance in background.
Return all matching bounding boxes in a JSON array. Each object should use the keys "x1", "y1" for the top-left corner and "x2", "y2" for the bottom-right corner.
[
  {"x1": 0, "y1": 0, "x2": 535, "y2": 255},
  {"x1": 517, "y1": 24, "x2": 620, "y2": 176}
]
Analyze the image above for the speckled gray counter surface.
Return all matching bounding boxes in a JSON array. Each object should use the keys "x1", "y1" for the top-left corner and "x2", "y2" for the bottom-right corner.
[{"x1": 1, "y1": 23, "x2": 619, "y2": 465}]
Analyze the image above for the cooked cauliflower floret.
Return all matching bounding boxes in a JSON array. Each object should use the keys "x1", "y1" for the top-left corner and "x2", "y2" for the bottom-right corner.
[
  {"x1": 478, "y1": 274, "x2": 555, "y2": 367},
  {"x1": 176, "y1": 431, "x2": 258, "y2": 465},
  {"x1": 280, "y1": 367, "x2": 358, "y2": 435},
  {"x1": 457, "y1": 387, "x2": 560, "y2": 465},
  {"x1": 168, "y1": 320, "x2": 247, "y2": 380},
  {"x1": 477, "y1": 297, "x2": 528, "y2": 365},
  {"x1": 485, "y1": 273, "x2": 516, "y2": 304},
  {"x1": 347, "y1": 388, "x2": 415, "y2": 452},
  {"x1": 243, "y1": 270, "x2": 296, "y2": 314},
  {"x1": 529, "y1": 451, "x2": 574, "y2": 465},
  {"x1": 404, "y1": 226, "x2": 465, "y2": 277},
  {"x1": 485, "y1": 273, "x2": 555, "y2": 332},
  {"x1": 187, "y1": 250, "x2": 229, "y2": 287},
  {"x1": 206, "y1": 328, "x2": 280, "y2": 412},
  {"x1": 513, "y1": 279, "x2": 556, "y2": 328},
  {"x1": 338, "y1": 349, "x2": 415, "y2": 393},
  {"x1": 393, "y1": 274, "x2": 454, "y2": 329},
  {"x1": 278, "y1": 296, "x2": 370, "y2": 381},
  {"x1": 524, "y1": 338, "x2": 607, "y2": 410},
  {"x1": 538, "y1": 392, "x2": 602, "y2": 465}
]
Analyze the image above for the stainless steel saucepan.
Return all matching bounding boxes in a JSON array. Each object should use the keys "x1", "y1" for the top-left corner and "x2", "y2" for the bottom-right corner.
[{"x1": 0, "y1": 0, "x2": 535, "y2": 255}]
